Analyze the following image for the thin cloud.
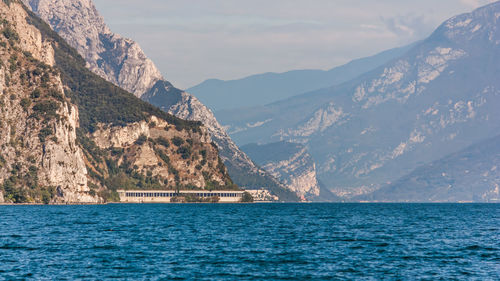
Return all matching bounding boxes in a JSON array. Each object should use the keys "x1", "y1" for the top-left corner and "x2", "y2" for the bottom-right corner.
[
  {"x1": 380, "y1": 14, "x2": 436, "y2": 43},
  {"x1": 460, "y1": 0, "x2": 497, "y2": 8},
  {"x1": 93, "y1": 0, "x2": 495, "y2": 88}
]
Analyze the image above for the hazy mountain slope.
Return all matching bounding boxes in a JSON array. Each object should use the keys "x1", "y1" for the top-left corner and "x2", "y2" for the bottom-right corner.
[
  {"x1": 241, "y1": 142, "x2": 320, "y2": 200},
  {"x1": 218, "y1": 2, "x2": 500, "y2": 201},
  {"x1": 21, "y1": 0, "x2": 298, "y2": 201},
  {"x1": 188, "y1": 44, "x2": 414, "y2": 111},
  {"x1": 358, "y1": 135, "x2": 500, "y2": 202},
  {"x1": 1, "y1": 0, "x2": 235, "y2": 203}
]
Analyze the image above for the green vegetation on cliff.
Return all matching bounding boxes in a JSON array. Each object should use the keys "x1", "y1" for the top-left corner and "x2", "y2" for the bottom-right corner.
[
  {"x1": 25, "y1": 8, "x2": 202, "y2": 134},
  {"x1": 0, "y1": 2, "x2": 238, "y2": 203}
]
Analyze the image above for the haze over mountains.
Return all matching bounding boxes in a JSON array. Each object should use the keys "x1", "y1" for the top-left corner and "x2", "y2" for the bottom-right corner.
[
  {"x1": 21, "y1": 0, "x2": 299, "y2": 201},
  {"x1": 10, "y1": 0, "x2": 500, "y2": 202},
  {"x1": 206, "y1": 2, "x2": 500, "y2": 201},
  {"x1": 189, "y1": 44, "x2": 415, "y2": 111},
  {"x1": 358, "y1": 134, "x2": 500, "y2": 202}
]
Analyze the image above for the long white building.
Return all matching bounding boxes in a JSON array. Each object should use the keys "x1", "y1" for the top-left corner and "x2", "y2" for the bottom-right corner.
[{"x1": 117, "y1": 190, "x2": 245, "y2": 203}]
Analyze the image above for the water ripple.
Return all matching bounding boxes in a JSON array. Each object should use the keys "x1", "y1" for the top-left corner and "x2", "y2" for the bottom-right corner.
[{"x1": 0, "y1": 203, "x2": 498, "y2": 280}]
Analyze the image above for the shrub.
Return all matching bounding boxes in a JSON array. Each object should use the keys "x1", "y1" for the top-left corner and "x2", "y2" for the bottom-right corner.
[
  {"x1": 156, "y1": 137, "x2": 170, "y2": 148},
  {"x1": 177, "y1": 146, "x2": 191, "y2": 159},
  {"x1": 135, "y1": 134, "x2": 147, "y2": 145},
  {"x1": 38, "y1": 127, "x2": 53, "y2": 143},
  {"x1": 20, "y1": 98, "x2": 31, "y2": 110},
  {"x1": 31, "y1": 89, "x2": 41, "y2": 98},
  {"x1": 41, "y1": 187, "x2": 55, "y2": 204},
  {"x1": 31, "y1": 100, "x2": 59, "y2": 120},
  {"x1": 1, "y1": 26, "x2": 18, "y2": 41},
  {"x1": 172, "y1": 136, "x2": 184, "y2": 147},
  {"x1": 48, "y1": 89, "x2": 64, "y2": 102},
  {"x1": 241, "y1": 192, "x2": 254, "y2": 203},
  {"x1": 157, "y1": 150, "x2": 170, "y2": 164}
]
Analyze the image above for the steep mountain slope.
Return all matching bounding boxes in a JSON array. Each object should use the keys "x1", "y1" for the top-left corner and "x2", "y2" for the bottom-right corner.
[
  {"x1": 218, "y1": 2, "x2": 500, "y2": 201},
  {"x1": 188, "y1": 44, "x2": 414, "y2": 111},
  {"x1": 21, "y1": 0, "x2": 298, "y2": 201},
  {"x1": 241, "y1": 142, "x2": 320, "y2": 200},
  {"x1": 0, "y1": 0, "x2": 234, "y2": 203},
  {"x1": 358, "y1": 135, "x2": 500, "y2": 202},
  {"x1": 22, "y1": 0, "x2": 162, "y2": 98}
]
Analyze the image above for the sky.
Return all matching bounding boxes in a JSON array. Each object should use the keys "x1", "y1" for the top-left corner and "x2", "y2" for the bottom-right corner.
[{"x1": 92, "y1": 0, "x2": 497, "y2": 89}]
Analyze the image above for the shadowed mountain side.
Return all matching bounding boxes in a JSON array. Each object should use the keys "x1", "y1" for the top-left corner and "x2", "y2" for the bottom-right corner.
[{"x1": 356, "y1": 135, "x2": 500, "y2": 202}]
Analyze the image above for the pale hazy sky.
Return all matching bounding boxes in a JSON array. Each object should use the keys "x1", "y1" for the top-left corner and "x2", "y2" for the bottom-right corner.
[{"x1": 92, "y1": 0, "x2": 496, "y2": 89}]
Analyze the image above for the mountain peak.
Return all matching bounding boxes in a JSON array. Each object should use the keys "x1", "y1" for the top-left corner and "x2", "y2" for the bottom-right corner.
[
  {"x1": 217, "y1": 0, "x2": 500, "y2": 201},
  {"x1": 22, "y1": 0, "x2": 164, "y2": 97},
  {"x1": 432, "y1": 1, "x2": 500, "y2": 46}
]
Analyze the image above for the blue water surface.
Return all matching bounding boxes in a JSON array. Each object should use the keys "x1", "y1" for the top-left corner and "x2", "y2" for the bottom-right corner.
[{"x1": 0, "y1": 203, "x2": 498, "y2": 280}]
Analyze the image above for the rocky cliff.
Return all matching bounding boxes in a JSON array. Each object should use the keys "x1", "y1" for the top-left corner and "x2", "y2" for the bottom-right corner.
[
  {"x1": 215, "y1": 2, "x2": 500, "y2": 201},
  {"x1": 0, "y1": 1, "x2": 95, "y2": 203},
  {"x1": 21, "y1": 0, "x2": 298, "y2": 201},
  {"x1": 0, "y1": 0, "x2": 234, "y2": 203},
  {"x1": 241, "y1": 142, "x2": 320, "y2": 200},
  {"x1": 22, "y1": 0, "x2": 162, "y2": 97}
]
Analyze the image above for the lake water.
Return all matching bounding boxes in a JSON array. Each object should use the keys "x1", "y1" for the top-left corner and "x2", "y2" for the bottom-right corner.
[{"x1": 0, "y1": 204, "x2": 498, "y2": 280}]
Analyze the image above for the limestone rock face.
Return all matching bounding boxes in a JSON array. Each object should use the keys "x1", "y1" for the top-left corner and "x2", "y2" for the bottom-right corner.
[
  {"x1": 160, "y1": 91, "x2": 260, "y2": 176},
  {"x1": 90, "y1": 117, "x2": 228, "y2": 189},
  {"x1": 22, "y1": 0, "x2": 297, "y2": 200},
  {"x1": 241, "y1": 142, "x2": 320, "y2": 200},
  {"x1": 0, "y1": 1, "x2": 235, "y2": 203},
  {"x1": 22, "y1": 0, "x2": 163, "y2": 97},
  {"x1": 0, "y1": 1, "x2": 97, "y2": 203},
  {"x1": 37, "y1": 102, "x2": 96, "y2": 203}
]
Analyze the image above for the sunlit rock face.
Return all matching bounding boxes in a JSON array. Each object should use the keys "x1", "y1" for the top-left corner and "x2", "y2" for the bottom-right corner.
[
  {"x1": 215, "y1": 2, "x2": 500, "y2": 201},
  {"x1": 0, "y1": 0, "x2": 234, "y2": 203},
  {"x1": 22, "y1": 0, "x2": 162, "y2": 97},
  {"x1": 21, "y1": 0, "x2": 297, "y2": 201},
  {"x1": 241, "y1": 142, "x2": 320, "y2": 201},
  {"x1": 0, "y1": 1, "x2": 96, "y2": 203}
]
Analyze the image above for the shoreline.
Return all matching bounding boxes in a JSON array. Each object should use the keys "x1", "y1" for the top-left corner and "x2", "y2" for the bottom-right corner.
[{"x1": 1, "y1": 202, "x2": 499, "y2": 206}]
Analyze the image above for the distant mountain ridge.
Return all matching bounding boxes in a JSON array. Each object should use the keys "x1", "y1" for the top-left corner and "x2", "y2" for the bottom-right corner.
[
  {"x1": 21, "y1": 0, "x2": 299, "y2": 201},
  {"x1": 358, "y1": 135, "x2": 500, "y2": 202},
  {"x1": 216, "y1": 1, "x2": 500, "y2": 201},
  {"x1": 188, "y1": 44, "x2": 415, "y2": 111}
]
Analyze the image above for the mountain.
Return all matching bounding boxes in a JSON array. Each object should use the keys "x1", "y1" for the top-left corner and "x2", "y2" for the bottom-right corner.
[
  {"x1": 358, "y1": 135, "x2": 500, "y2": 202},
  {"x1": 241, "y1": 142, "x2": 320, "y2": 200},
  {"x1": 241, "y1": 142, "x2": 340, "y2": 201},
  {"x1": 0, "y1": 0, "x2": 235, "y2": 203},
  {"x1": 21, "y1": 0, "x2": 299, "y2": 201},
  {"x1": 188, "y1": 44, "x2": 415, "y2": 111},
  {"x1": 216, "y1": 2, "x2": 500, "y2": 201}
]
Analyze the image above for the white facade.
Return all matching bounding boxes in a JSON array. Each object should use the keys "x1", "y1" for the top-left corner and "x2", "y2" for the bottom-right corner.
[{"x1": 117, "y1": 190, "x2": 244, "y2": 203}]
